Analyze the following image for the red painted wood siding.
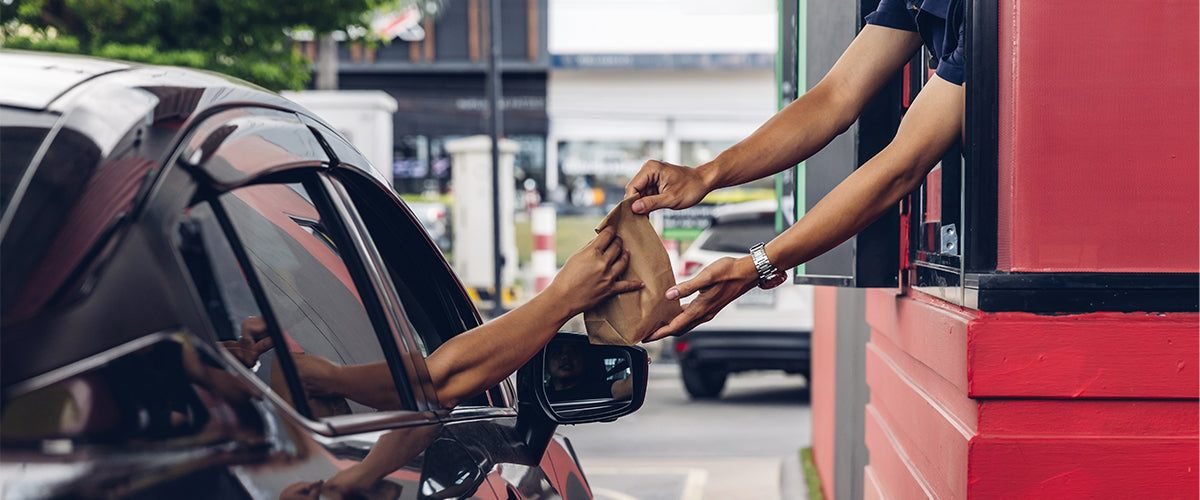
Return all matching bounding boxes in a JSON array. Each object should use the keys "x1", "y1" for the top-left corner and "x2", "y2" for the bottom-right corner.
[
  {"x1": 969, "y1": 312, "x2": 1199, "y2": 399},
  {"x1": 864, "y1": 289, "x2": 1200, "y2": 499},
  {"x1": 996, "y1": 0, "x2": 1200, "y2": 272},
  {"x1": 865, "y1": 289, "x2": 977, "y2": 498},
  {"x1": 811, "y1": 286, "x2": 838, "y2": 499}
]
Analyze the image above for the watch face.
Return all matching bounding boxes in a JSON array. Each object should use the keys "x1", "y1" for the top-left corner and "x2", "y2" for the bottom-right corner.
[{"x1": 759, "y1": 271, "x2": 787, "y2": 290}]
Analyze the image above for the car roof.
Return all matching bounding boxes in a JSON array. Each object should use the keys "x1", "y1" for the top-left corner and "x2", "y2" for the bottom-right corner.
[
  {"x1": 0, "y1": 51, "x2": 132, "y2": 110},
  {"x1": 0, "y1": 52, "x2": 384, "y2": 345},
  {"x1": 0, "y1": 50, "x2": 378, "y2": 183},
  {"x1": 710, "y1": 199, "x2": 777, "y2": 223}
]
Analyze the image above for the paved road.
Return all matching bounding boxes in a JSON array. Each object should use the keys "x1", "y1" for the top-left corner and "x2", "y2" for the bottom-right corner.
[{"x1": 556, "y1": 363, "x2": 812, "y2": 500}]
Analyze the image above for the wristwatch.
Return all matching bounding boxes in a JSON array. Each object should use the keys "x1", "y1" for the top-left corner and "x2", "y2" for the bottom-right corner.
[{"x1": 749, "y1": 242, "x2": 787, "y2": 290}]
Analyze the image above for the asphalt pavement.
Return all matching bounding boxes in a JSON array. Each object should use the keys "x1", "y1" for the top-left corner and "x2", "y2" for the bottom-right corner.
[{"x1": 557, "y1": 362, "x2": 811, "y2": 500}]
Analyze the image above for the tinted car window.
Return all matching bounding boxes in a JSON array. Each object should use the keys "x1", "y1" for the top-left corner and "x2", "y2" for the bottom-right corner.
[
  {"x1": 0, "y1": 107, "x2": 58, "y2": 214},
  {"x1": 177, "y1": 202, "x2": 273, "y2": 386},
  {"x1": 180, "y1": 180, "x2": 409, "y2": 418},
  {"x1": 334, "y1": 172, "x2": 495, "y2": 408},
  {"x1": 0, "y1": 335, "x2": 259, "y2": 450},
  {"x1": 698, "y1": 218, "x2": 780, "y2": 253},
  {"x1": 336, "y1": 173, "x2": 480, "y2": 355}
]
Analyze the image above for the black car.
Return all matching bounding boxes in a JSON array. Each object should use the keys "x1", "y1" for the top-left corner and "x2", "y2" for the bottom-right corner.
[{"x1": 0, "y1": 51, "x2": 647, "y2": 499}]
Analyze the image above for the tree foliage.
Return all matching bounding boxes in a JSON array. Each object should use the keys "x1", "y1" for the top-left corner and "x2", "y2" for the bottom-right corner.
[{"x1": 1, "y1": 0, "x2": 442, "y2": 90}]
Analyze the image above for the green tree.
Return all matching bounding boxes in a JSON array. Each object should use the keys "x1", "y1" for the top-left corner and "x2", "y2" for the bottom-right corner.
[{"x1": 1, "y1": 0, "x2": 444, "y2": 91}]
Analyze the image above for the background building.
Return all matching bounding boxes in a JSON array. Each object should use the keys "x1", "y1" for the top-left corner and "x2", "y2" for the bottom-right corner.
[
  {"x1": 546, "y1": 0, "x2": 779, "y2": 212},
  {"x1": 305, "y1": 0, "x2": 551, "y2": 197}
]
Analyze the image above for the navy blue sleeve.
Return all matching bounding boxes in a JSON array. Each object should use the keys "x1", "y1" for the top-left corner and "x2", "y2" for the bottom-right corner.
[
  {"x1": 865, "y1": 0, "x2": 918, "y2": 32},
  {"x1": 934, "y1": 20, "x2": 965, "y2": 85}
]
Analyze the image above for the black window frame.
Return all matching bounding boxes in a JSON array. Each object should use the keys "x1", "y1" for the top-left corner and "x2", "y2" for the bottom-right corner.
[{"x1": 327, "y1": 165, "x2": 511, "y2": 410}]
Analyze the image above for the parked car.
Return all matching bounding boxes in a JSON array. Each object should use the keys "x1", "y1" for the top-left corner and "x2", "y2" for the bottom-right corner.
[
  {"x1": 672, "y1": 200, "x2": 814, "y2": 399},
  {"x1": 0, "y1": 51, "x2": 648, "y2": 499}
]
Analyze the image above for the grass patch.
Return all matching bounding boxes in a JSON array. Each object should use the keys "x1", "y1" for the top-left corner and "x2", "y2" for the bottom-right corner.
[
  {"x1": 514, "y1": 215, "x2": 605, "y2": 267},
  {"x1": 800, "y1": 447, "x2": 825, "y2": 500}
]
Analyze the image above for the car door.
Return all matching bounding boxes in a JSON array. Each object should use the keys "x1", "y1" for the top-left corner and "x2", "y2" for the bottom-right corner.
[
  {"x1": 175, "y1": 107, "x2": 505, "y2": 499},
  {"x1": 321, "y1": 150, "x2": 574, "y2": 500}
]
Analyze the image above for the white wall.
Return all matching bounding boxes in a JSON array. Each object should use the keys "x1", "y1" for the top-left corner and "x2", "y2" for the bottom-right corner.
[
  {"x1": 549, "y1": 0, "x2": 777, "y2": 54},
  {"x1": 549, "y1": 70, "x2": 775, "y2": 140},
  {"x1": 546, "y1": 0, "x2": 779, "y2": 192},
  {"x1": 547, "y1": 70, "x2": 776, "y2": 184}
]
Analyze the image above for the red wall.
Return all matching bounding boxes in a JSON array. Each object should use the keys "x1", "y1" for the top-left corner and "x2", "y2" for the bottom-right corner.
[
  {"x1": 863, "y1": 289, "x2": 1199, "y2": 499},
  {"x1": 996, "y1": 0, "x2": 1200, "y2": 272},
  {"x1": 864, "y1": 289, "x2": 978, "y2": 499},
  {"x1": 811, "y1": 286, "x2": 838, "y2": 499},
  {"x1": 968, "y1": 311, "x2": 1199, "y2": 497}
]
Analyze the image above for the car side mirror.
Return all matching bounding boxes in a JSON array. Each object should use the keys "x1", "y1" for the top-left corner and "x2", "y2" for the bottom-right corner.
[{"x1": 518, "y1": 332, "x2": 648, "y2": 424}]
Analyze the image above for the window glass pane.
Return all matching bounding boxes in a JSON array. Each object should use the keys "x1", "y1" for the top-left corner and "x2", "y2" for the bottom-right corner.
[
  {"x1": 177, "y1": 202, "x2": 271, "y2": 386},
  {"x1": 180, "y1": 182, "x2": 406, "y2": 418},
  {"x1": 338, "y1": 174, "x2": 480, "y2": 359},
  {"x1": 0, "y1": 337, "x2": 258, "y2": 450},
  {"x1": 337, "y1": 172, "x2": 494, "y2": 407}
]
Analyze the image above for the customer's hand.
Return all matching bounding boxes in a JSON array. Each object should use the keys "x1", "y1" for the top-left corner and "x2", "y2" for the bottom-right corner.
[
  {"x1": 548, "y1": 226, "x2": 643, "y2": 316},
  {"x1": 644, "y1": 256, "x2": 758, "y2": 341},
  {"x1": 220, "y1": 335, "x2": 274, "y2": 368},
  {"x1": 625, "y1": 160, "x2": 712, "y2": 214}
]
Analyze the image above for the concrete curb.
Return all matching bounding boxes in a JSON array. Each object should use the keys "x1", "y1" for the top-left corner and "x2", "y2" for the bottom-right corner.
[{"x1": 780, "y1": 451, "x2": 806, "y2": 499}]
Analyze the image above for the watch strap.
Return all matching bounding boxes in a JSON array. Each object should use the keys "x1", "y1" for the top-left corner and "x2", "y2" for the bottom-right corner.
[{"x1": 749, "y1": 242, "x2": 786, "y2": 289}]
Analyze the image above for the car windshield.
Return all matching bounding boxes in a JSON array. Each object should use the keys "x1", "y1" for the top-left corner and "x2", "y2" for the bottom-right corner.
[{"x1": 698, "y1": 218, "x2": 780, "y2": 254}]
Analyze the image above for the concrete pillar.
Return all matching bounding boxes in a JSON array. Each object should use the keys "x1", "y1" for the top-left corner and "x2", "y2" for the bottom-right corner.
[{"x1": 446, "y1": 135, "x2": 519, "y2": 294}]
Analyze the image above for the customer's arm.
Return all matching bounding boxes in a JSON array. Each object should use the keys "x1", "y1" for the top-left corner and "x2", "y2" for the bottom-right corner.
[
  {"x1": 291, "y1": 227, "x2": 640, "y2": 409},
  {"x1": 426, "y1": 226, "x2": 641, "y2": 407}
]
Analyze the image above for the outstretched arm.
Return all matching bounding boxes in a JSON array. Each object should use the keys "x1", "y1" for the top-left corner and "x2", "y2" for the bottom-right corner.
[
  {"x1": 647, "y1": 74, "x2": 965, "y2": 341},
  {"x1": 290, "y1": 227, "x2": 641, "y2": 410},
  {"x1": 426, "y1": 226, "x2": 642, "y2": 407},
  {"x1": 626, "y1": 25, "x2": 923, "y2": 214}
]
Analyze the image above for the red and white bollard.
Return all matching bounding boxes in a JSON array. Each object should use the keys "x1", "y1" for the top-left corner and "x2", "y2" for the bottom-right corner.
[{"x1": 531, "y1": 204, "x2": 556, "y2": 293}]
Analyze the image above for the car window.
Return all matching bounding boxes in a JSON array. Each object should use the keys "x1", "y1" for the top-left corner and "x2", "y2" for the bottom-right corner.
[
  {"x1": 0, "y1": 334, "x2": 261, "y2": 452},
  {"x1": 698, "y1": 218, "x2": 780, "y2": 253},
  {"x1": 0, "y1": 107, "x2": 59, "y2": 215},
  {"x1": 336, "y1": 172, "x2": 480, "y2": 353},
  {"x1": 332, "y1": 171, "x2": 495, "y2": 407},
  {"x1": 178, "y1": 180, "x2": 413, "y2": 419}
]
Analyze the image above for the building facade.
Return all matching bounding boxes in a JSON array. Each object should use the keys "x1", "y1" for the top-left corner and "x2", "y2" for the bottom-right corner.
[
  {"x1": 306, "y1": 0, "x2": 551, "y2": 197},
  {"x1": 546, "y1": 0, "x2": 779, "y2": 212}
]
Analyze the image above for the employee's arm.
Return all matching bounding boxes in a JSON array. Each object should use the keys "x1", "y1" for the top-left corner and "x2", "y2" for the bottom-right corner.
[
  {"x1": 626, "y1": 25, "x2": 923, "y2": 214},
  {"x1": 647, "y1": 74, "x2": 965, "y2": 341}
]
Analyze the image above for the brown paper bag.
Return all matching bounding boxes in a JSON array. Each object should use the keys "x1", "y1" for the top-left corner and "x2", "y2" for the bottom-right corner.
[{"x1": 583, "y1": 196, "x2": 683, "y2": 345}]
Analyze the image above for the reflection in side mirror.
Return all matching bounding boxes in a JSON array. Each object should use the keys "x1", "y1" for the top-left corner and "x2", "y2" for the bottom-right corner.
[{"x1": 526, "y1": 332, "x2": 648, "y2": 424}]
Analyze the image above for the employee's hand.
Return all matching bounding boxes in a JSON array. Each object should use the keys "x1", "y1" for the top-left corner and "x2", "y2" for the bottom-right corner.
[
  {"x1": 625, "y1": 160, "x2": 713, "y2": 214},
  {"x1": 549, "y1": 226, "x2": 644, "y2": 316},
  {"x1": 644, "y1": 256, "x2": 758, "y2": 341}
]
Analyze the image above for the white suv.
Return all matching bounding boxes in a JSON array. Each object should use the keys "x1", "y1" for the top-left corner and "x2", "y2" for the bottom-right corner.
[{"x1": 671, "y1": 200, "x2": 814, "y2": 399}]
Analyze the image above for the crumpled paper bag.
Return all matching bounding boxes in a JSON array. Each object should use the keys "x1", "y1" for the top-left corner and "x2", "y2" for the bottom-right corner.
[{"x1": 584, "y1": 196, "x2": 683, "y2": 345}]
